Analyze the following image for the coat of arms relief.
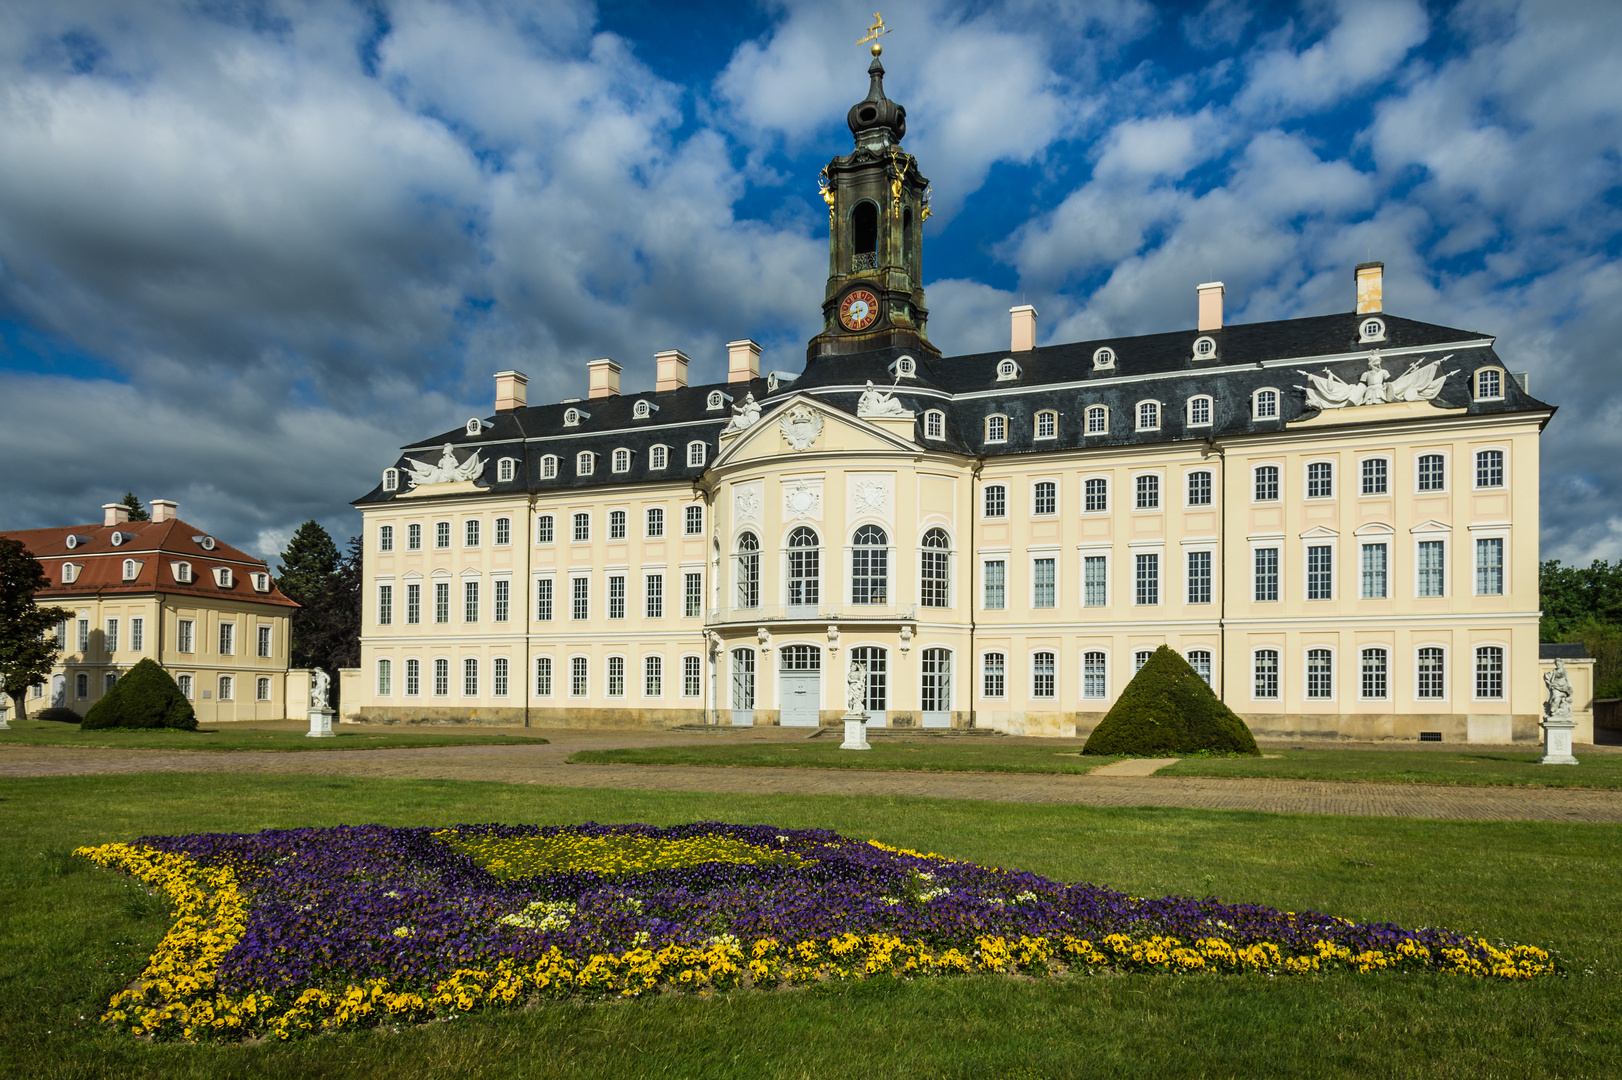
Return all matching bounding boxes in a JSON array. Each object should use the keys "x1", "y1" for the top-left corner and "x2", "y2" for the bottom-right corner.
[{"x1": 780, "y1": 404, "x2": 824, "y2": 451}]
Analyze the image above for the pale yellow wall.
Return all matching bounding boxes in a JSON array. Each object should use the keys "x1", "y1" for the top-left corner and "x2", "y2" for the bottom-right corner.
[{"x1": 354, "y1": 392, "x2": 1549, "y2": 743}]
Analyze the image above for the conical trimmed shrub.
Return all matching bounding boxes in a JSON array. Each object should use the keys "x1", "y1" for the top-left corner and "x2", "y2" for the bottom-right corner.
[
  {"x1": 81, "y1": 658, "x2": 198, "y2": 731},
  {"x1": 1082, "y1": 645, "x2": 1258, "y2": 756}
]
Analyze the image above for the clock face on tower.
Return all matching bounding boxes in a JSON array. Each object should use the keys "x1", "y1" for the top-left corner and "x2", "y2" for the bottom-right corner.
[{"x1": 839, "y1": 289, "x2": 880, "y2": 332}]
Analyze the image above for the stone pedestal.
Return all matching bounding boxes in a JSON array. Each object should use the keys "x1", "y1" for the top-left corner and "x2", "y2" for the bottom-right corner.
[
  {"x1": 1539, "y1": 716, "x2": 1577, "y2": 765},
  {"x1": 840, "y1": 713, "x2": 871, "y2": 751},
  {"x1": 307, "y1": 707, "x2": 336, "y2": 739}
]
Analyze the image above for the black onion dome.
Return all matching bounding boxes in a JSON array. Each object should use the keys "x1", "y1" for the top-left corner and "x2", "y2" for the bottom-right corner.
[{"x1": 847, "y1": 56, "x2": 905, "y2": 146}]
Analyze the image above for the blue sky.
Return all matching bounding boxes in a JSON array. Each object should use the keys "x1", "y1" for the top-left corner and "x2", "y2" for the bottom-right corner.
[{"x1": 0, "y1": 0, "x2": 1618, "y2": 567}]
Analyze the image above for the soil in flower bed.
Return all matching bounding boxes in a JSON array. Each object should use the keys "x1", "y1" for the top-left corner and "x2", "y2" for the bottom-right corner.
[{"x1": 75, "y1": 821, "x2": 1555, "y2": 1042}]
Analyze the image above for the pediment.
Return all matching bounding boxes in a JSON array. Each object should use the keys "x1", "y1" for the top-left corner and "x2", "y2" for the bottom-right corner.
[
  {"x1": 711, "y1": 393, "x2": 918, "y2": 469},
  {"x1": 1410, "y1": 519, "x2": 1452, "y2": 534},
  {"x1": 1353, "y1": 522, "x2": 1394, "y2": 536},
  {"x1": 1299, "y1": 525, "x2": 1340, "y2": 539}
]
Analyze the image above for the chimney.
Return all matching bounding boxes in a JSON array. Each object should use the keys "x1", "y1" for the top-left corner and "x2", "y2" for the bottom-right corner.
[
  {"x1": 149, "y1": 499, "x2": 179, "y2": 524},
  {"x1": 655, "y1": 349, "x2": 690, "y2": 392},
  {"x1": 494, "y1": 370, "x2": 528, "y2": 412},
  {"x1": 102, "y1": 503, "x2": 130, "y2": 527},
  {"x1": 1197, "y1": 282, "x2": 1224, "y2": 332},
  {"x1": 1355, "y1": 261, "x2": 1384, "y2": 314},
  {"x1": 727, "y1": 339, "x2": 761, "y2": 384},
  {"x1": 1009, "y1": 305, "x2": 1038, "y2": 352},
  {"x1": 587, "y1": 358, "x2": 621, "y2": 399}
]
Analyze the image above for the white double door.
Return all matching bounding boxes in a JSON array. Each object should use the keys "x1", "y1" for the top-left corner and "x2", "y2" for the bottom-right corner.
[{"x1": 779, "y1": 645, "x2": 821, "y2": 727}]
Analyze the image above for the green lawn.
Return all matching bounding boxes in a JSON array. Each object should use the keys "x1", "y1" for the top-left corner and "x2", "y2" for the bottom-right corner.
[
  {"x1": 2, "y1": 772, "x2": 1618, "y2": 1078},
  {"x1": 570, "y1": 741, "x2": 1622, "y2": 788},
  {"x1": 0, "y1": 718, "x2": 547, "y2": 752},
  {"x1": 569, "y1": 741, "x2": 1123, "y2": 774},
  {"x1": 1162, "y1": 747, "x2": 1622, "y2": 788}
]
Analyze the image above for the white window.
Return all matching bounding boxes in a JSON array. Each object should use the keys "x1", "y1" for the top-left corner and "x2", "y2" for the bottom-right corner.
[
  {"x1": 570, "y1": 656, "x2": 588, "y2": 696},
  {"x1": 1083, "y1": 556, "x2": 1107, "y2": 606},
  {"x1": 497, "y1": 458, "x2": 515, "y2": 482},
  {"x1": 405, "y1": 658, "x2": 420, "y2": 696},
  {"x1": 105, "y1": 618, "x2": 119, "y2": 652},
  {"x1": 178, "y1": 619, "x2": 194, "y2": 653},
  {"x1": 1359, "y1": 317, "x2": 1386, "y2": 343},
  {"x1": 1476, "y1": 369, "x2": 1503, "y2": 401},
  {"x1": 633, "y1": 400, "x2": 651, "y2": 419},
  {"x1": 683, "y1": 656, "x2": 702, "y2": 697},
  {"x1": 1082, "y1": 651, "x2": 1107, "y2": 698},
  {"x1": 434, "y1": 658, "x2": 449, "y2": 695},
  {"x1": 687, "y1": 441, "x2": 707, "y2": 467},
  {"x1": 1476, "y1": 537, "x2": 1504, "y2": 595},
  {"x1": 1084, "y1": 477, "x2": 1107, "y2": 513},
  {"x1": 1136, "y1": 401, "x2": 1160, "y2": 431},
  {"x1": 435, "y1": 521, "x2": 451, "y2": 549},
  {"x1": 258, "y1": 625, "x2": 272, "y2": 657},
  {"x1": 463, "y1": 658, "x2": 479, "y2": 696},
  {"x1": 1134, "y1": 553, "x2": 1159, "y2": 605},
  {"x1": 1092, "y1": 347, "x2": 1115, "y2": 370},
  {"x1": 644, "y1": 655, "x2": 662, "y2": 697},
  {"x1": 985, "y1": 415, "x2": 1006, "y2": 443},
  {"x1": 1417, "y1": 540, "x2": 1446, "y2": 597},
  {"x1": 1032, "y1": 557, "x2": 1056, "y2": 608},
  {"x1": 1417, "y1": 453, "x2": 1446, "y2": 491},
  {"x1": 612, "y1": 448, "x2": 631, "y2": 473},
  {"x1": 650, "y1": 445, "x2": 668, "y2": 469},
  {"x1": 576, "y1": 451, "x2": 595, "y2": 476},
  {"x1": 1187, "y1": 650, "x2": 1212, "y2": 686},
  {"x1": 645, "y1": 574, "x2": 664, "y2": 618},
  {"x1": 1253, "y1": 389, "x2": 1279, "y2": 419},
  {"x1": 213, "y1": 566, "x2": 233, "y2": 588},
  {"x1": 219, "y1": 622, "x2": 235, "y2": 655},
  {"x1": 60, "y1": 563, "x2": 80, "y2": 584},
  {"x1": 377, "y1": 659, "x2": 392, "y2": 696},
  {"x1": 1361, "y1": 458, "x2": 1389, "y2": 495},
  {"x1": 607, "y1": 656, "x2": 625, "y2": 697},
  {"x1": 177, "y1": 674, "x2": 193, "y2": 699},
  {"x1": 1254, "y1": 548, "x2": 1279, "y2": 601},
  {"x1": 464, "y1": 519, "x2": 480, "y2": 547},
  {"x1": 1307, "y1": 545, "x2": 1333, "y2": 600},
  {"x1": 256, "y1": 676, "x2": 271, "y2": 701},
  {"x1": 1085, "y1": 406, "x2": 1108, "y2": 434},
  {"x1": 1135, "y1": 474, "x2": 1160, "y2": 510},
  {"x1": 1186, "y1": 471, "x2": 1212, "y2": 506},
  {"x1": 1192, "y1": 336, "x2": 1216, "y2": 359},
  {"x1": 1418, "y1": 647, "x2": 1446, "y2": 699},
  {"x1": 646, "y1": 507, "x2": 665, "y2": 538},
  {"x1": 464, "y1": 580, "x2": 479, "y2": 622},
  {"x1": 1475, "y1": 450, "x2": 1504, "y2": 488},
  {"x1": 851, "y1": 525, "x2": 889, "y2": 605},
  {"x1": 735, "y1": 532, "x2": 761, "y2": 608},
  {"x1": 573, "y1": 512, "x2": 590, "y2": 542},
  {"x1": 494, "y1": 579, "x2": 511, "y2": 622},
  {"x1": 564, "y1": 408, "x2": 580, "y2": 426},
  {"x1": 982, "y1": 560, "x2": 1005, "y2": 609},
  {"x1": 132, "y1": 618, "x2": 145, "y2": 651},
  {"x1": 172, "y1": 562, "x2": 192, "y2": 584},
  {"x1": 535, "y1": 657, "x2": 553, "y2": 697},
  {"x1": 122, "y1": 559, "x2": 140, "y2": 581},
  {"x1": 982, "y1": 652, "x2": 1006, "y2": 698},
  {"x1": 493, "y1": 657, "x2": 509, "y2": 697},
  {"x1": 1360, "y1": 543, "x2": 1388, "y2": 599},
  {"x1": 983, "y1": 484, "x2": 1007, "y2": 518},
  {"x1": 1186, "y1": 550, "x2": 1211, "y2": 603},
  {"x1": 535, "y1": 577, "x2": 554, "y2": 620},
  {"x1": 997, "y1": 359, "x2": 1019, "y2": 381},
  {"x1": 684, "y1": 505, "x2": 704, "y2": 535},
  {"x1": 495, "y1": 517, "x2": 511, "y2": 546},
  {"x1": 466, "y1": 418, "x2": 482, "y2": 436},
  {"x1": 218, "y1": 675, "x2": 234, "y2": 701},
  {"x1": 378, "y1": 584, "x2": 393, "y2": 625},
  {"x1": 920, "y1": 529, "x2": 950, "y2": 608},
  {"x1": 1361, "y1": 648, "x2": 1388, "y2": 699},
  {"x1": 536, "y1": 515, "x2": 555, "y2": 544},
  {"x1": 540, "y1": 455, "x2": 558, "y2": 479},
  {"x1": 1035, "y1": 411, "x2": 1057, "y2": 439},
  {"x1": 1306, "y1": 649, "x2": 1333, "y2": 699},
  {"x1": 1254, "y1": 465, "x2": 1280, "y2": 502},
  {"x1": 1253, "y1": 649, "x2": 1280, "y2": 699},
  {"x1": 924, "y1": 410, "x2": 944, "y2": 439},
  {"x1": 1031, "y1": 652, "x2": 1055, "y2": 698},
  {"x1": 609, "y1": 509, "x2": 627, "y2": 539},
  {"x1": 707, "y1": 391, "x2": 725, "y2": 410},
  {"x1": 1133, "y1": 650, "x2": 1154, "y2": 673},
  {"x1": 1188, "y1": 396, "x2": 1212, "y2": 426},
  {"x1": 1032, "y1": 481, "x2": 1057, "y2": 516},
  {"x1": 407, "y1": 523, "x2": 422, "y2": 550},
  {"x1": 382, "y1": 468, "x2": 399, "y2": 492},
  {"x1": 1306, "y1": 461, "x2": 1333, "y2": 499},
  {"x1": 895, "y1": 356, "x2": 916, "y2": 377},
  {"x1": 379, "y1": 525, "x2": 394, "y2": 552}
]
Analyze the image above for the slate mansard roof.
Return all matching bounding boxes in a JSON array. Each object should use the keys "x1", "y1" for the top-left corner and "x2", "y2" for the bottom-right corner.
[{"x1": 355, "y1": 309, "x2": 1554, "y2": 506}]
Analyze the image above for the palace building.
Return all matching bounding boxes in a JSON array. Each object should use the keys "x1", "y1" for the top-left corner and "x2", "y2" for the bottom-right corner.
[
  {"x1": 350, "y1": 51, "x2": 1577, "y2": 743},
  {"x1": 5, "y1": 501, "x2": 300, "y2": 722}
]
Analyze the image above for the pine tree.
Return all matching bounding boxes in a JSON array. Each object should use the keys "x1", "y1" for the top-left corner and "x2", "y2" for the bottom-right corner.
[
  {"x1": 0, "y1": 537, "x2": 74, "y2": 721},
  {"x1": 277, "y1": 521, "x2": 341, "y2": 669},
  {"x1": 119, "y1": 493, "x2": 149, "y2": 521}
]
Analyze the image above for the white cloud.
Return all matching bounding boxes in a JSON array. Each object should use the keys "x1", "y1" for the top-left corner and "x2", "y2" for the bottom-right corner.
[{"x1": 1237, "y1": 0, "x2": 1429, "y2": 116}]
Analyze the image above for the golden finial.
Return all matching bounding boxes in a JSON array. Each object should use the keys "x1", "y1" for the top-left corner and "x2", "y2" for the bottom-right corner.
[{"x1": 857, "y1": 12, "x2": 890, "y2": 56}]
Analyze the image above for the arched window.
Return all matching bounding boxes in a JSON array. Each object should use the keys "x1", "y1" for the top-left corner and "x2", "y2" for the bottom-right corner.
[
  {"x1": 122, "y1": 559, "x2": 139, "y2": 581},
  {"x1": 497, "y1": 458, "x2": 515, "y2": 482},
  {"x1": 1082, "y1": 651, "x2": 1107, "y2": 698},
  {"x1": 852, "y1": 525, "x2": 889, "y2": 605},
  {"x1": 787, "y1": 526, "x2": 819, "y2": 609},
  {"x1": 851, "y1": 201, "x2": 878, "y2": 269},
  {"x1": 1361, "y1": 647, "x2": 1388, "y2": 699},
  {"x1": 1032, "y1": 651, "x2": 1056, "y2": 698},
  {"x1": 920, "y1": 528, "x2": 950, "y2": 608},
  {"x1": 736, "y1": 532, "x2": 760, "y2": 608},
  {"x1": 1254, "y1": 465, "x2": 1280, "y2": 501},
  {"x1": 382, "y1": 468, "x2": 399, "y2": 492},
  {"x1": 1035, "y1": 410, "x2": 1057, "y2": 439},
  {"x1": 1186, "y1": 471, "x2": 1212, "y2": 506},
  {"x1": 650, "y1": 445, "x2": 668, "y2": 470},
  {"x1": 1188, "y1": 396, "x2": 1212, "y2": 426},
  {"x1": 377, "y1": 659, "x2": 393, "y2": 696},
  {"x1": 612, "y1": 448, "x2": 631, "y2": 473},
  {"x1": 687, "y1": 441, "x2": 707, "y2": 467},
  {"x1": 1137, "y1": 401, "x2": 1160, "y2": 430},
  {"x1": 924, "y1": 410, "x2": 944, "y2": 439},
  {"x1": 1186, "y1": 649, "x2": 1212, "y2": 686},
  {"x1": 1476, "y1": 368, "x2": 1503, "y2": 400},
  {"x1": 576, "y1": 451, "x2": 594, "y2": 475},
  {"x1": 985, "y1": 415, "x2": 1006, "y2": 442},
  {"x1": 1417, "y1": 453, "x2": 1446, "y2": 491},
  {"x1": 1307, "y1": 649, "x2": 1332, "y2": 699},
  {"x1": 1475, "y1": 449, "x2": 1504, "y2": 488},
  {"x1": 1085, "y1": 405, "x2": 1109, "y2": 434},
  {"x1": 1085, "y1": 477, "x2": 1108, "y2": 513},
  {"x1": 1254, "y1": 389, "x2": 1279, "y2": 419},
  {"x1": 1253, "y1": 649, "x2": 1280, "y2": 699},
  {"x1": 379, "y1": 525, "x2": 394, "y2": 552},
  {"x1": 540, "y1": 455, "x2": 558, "y2": 479}
]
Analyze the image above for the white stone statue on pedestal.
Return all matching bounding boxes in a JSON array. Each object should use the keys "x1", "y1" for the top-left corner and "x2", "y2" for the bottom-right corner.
[
  {"x1": 841, "y1": 659, "x2": 870, "y2": 750},
  {"x1": 308, "y1": 667, "x2": 336, "y2": 738},
  {"x1": 1540, "y1": 658, "x2": 1577, "y2": 765}
]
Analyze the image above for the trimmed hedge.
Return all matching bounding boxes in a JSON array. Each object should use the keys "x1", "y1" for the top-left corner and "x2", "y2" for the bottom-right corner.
[
  {"x1": 34, "y1": 707, "x2": 82, "y2": 724},
  {"x1": 1082, "y1": 645, "x2": 1259, "y2": 756},
  {"x1": 81, "y1": 658, "x2": 197, "y2": 731}
]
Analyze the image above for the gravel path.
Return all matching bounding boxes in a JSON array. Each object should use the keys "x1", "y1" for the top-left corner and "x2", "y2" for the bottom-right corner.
[{"x1": 4, "y1": 735, "x2": 1621, "y2": 823}]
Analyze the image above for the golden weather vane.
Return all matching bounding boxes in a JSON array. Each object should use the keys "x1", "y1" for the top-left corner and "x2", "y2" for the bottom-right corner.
[{"x1": 857, "y1": 12, "x2": 890, "y2": 55}]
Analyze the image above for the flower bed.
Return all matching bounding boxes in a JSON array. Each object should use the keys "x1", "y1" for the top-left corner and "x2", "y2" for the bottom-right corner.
[{"x1": 75, "y1": 822, "x2": 1555, "y2": 1041}]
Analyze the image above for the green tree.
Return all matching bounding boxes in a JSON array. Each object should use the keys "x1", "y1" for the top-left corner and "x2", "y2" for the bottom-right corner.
[
  {"x1": 1540, "y1": 559, "x2": 1622, "y2": 641},
  {"x1": 0, "y1": 537, "x2": 73, "y2": 721},
  {"x1": 277, "y1": 521, "x2": 341, "y2": 669},
  {"x1": 81, "y1": 657, "x2": 197, "y2": 730},
  {"x1": 119, "y1": 493, "x2": 149, "y2": 522}
]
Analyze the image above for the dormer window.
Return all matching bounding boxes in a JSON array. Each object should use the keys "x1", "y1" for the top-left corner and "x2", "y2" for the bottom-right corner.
[
  {"x1": 1253, "y1": 389, "x2": 1279, "y2": 420},
  {"x1": 172, "y1": 561, "x2": 193, "y2": 584},
  {"x1": 382, "y1": 468, "x2": 399, "y2": 492},
  {"x1": 893, "y1": 355, "x2": 916, "y2": 378},
  {"x1": 1359, "y1": 317, "x2": 1386, "y2": 343},
  {"x1": 122, "y1": 559, "x2": 140, "y2": 581},
  {"x1": 650, "y1": 445, "x2": 668, "y2": 469},
  {"x1": 1035, "y1": 410, "x2": 1057, "y2": 439},
  {"x1": 110, "y1": 531, "x2": 127, "y2": 547},
  {"x1": 612, "y1": 448, "x2": 631, "y2": 473},
  {"x1": 996, "y1": 359, "x2": 1019, "y2": 381},
  {"x1": 633, "y1": 400, "x2": 658, "y2": 419},
  {"x1": 924, "y1": 410, "x2": 944, "y2": 439},
  {"x1": 65, "y1": 534, "x2": 89, "y2": 550},
  {"x1": 251, "y1": 572, "x2": 270, "y2": 592},
  {"x1": 687, "y1": 441, "x2": 707, "y2": 467},
  {"x1": 1093, "y1": 347, "x2": 1115, "y2": 370},
  {"x1": 1085, "y1": 405, "x2": 1109, "y2": 434},
  {"x1": 213, "y1": 567, "x2": 233, "y2": 588},
  {"x1": 564, "y1": 408, "x2": 581, "y2": 427},
  {"x1": 707, "y1": 391, "x2": 726, "y2": 411},
  {"x1": 540, "y1": 455, "x2": 558, "y2": 479},
  {"x1": 61, "y1": 563, "x2": 81, "y2": 584},
  {"x1": 576, "y1": 451, "x2": 594, "y2": 476},
  {"x1": 1137, "y1": 401, "x2": 1160, "y2": 431},
  {"x1": 195, "y1": 535, "x2": 216, "y2": 551},
  {"x1": 985, "y1": 414, "x2": 1007, "y2": 443},
  {"x1": 1188, "y1": 395, "x2": 1212, "y2": 426},
  {"x1": 465, "y1": 418, "x2": 483, "y2": 436},
  {"x1": 1192, "y1": 336, "x2": 1217, "y2": 360},
  {"x1": 1476, "y1": 368, "x2": 1504, "y2": 401},
  {"x1": 497, "y1": 458, "x2": 515, "y2": 482}
]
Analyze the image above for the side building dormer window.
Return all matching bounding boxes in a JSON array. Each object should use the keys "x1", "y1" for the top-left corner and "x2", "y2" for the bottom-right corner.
[
  {"x1": 564, "y1": 408, "x2": 581, "y2": 427},
  {"x1": 465, "y1": 418, "x2": 483, "y2": 436},
  {"x1": 497, "y1": 458, "x2": 516, "y2": 482},
  {"x1": 1476, "y1": 368, "x2": 1504, "y2": 401},
  {"x1": 1359, "y1": 317, "x2": 1386, "y2": 343},
  {"x1": 892, "y1": 355, "x2": 916, "y2": 378},
  {"x1": 61, "y1": 563, "x2": 81, "y2": 584},
  {"x1": 1093, "y1": 347, "x2": 1115, "y2": 370},
  {"x1": 122, "y1": 559, "x2": 140, "y2": 581},
  {"x1": 985, "y1": 414, "x2": 1007, "y2": 443},
  {"x1": 214, "y1": 567, "x2": 233, "y2": 588},
  {"x1": 612, "y1": 448, "x2": 631, "y2": 473},
  {"x1": 1187, "y1": 395, "x2": 1212, "y2": 426},
  {"x1": 382, "y1": 468, "x2": 399, "y2": 492},
  {"x1": 706, "y1": 391, "x2": 726, "y2": 411},
  {"x1": 633, "y1": 400, "x2": 654, "y2": 419},
  {"x1": 172, "y1": 561, "x2": 193, "y2": 584},
  {"x1": 252, "y1": 572, "x2": 271, "y2": 592},
  {"x1": 1253, "y1": 389, "x2": 1279, "y2": 419},
  {"x1": 650, "y1": 445, "x2": 668, "y2": 469},
  {"x1": 1136, "y1": 401, "x2": 1160, "y2": 431},
  {"x1": 1034, "y1": 410, "x2": 1057, "y2": 439},
  {"x1": 1192, "y1": 336, "x2": 1216, "y2": 360},
  {"x1": 996, "y1": 359, "x2": 1019, "y2": 381},
  {"x1": 687, "y1": 441, "x2": 707, "y2": 467},
  {"x1": 576, "y1": 451, "x2": 594, "y2": 476},
  {"x1": 924, "y1": 410, "x2": 944, "y2": 439},
  {"x1": 540, "y1": 454, "x2": 558, "y2": 479},
  {"x1": 1085, "y1": 405, "x2": 1109, "y2": 434}
]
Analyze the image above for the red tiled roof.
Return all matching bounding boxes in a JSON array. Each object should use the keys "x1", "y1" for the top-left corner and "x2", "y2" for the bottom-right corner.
[{"x1": 2, "y1": 518, "x2": 299, "y2": 609}]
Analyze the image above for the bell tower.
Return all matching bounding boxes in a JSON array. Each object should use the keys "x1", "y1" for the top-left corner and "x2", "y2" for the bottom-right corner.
[{"x1": 807, "y1": 36, "x2": 937, "y2": 361}]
